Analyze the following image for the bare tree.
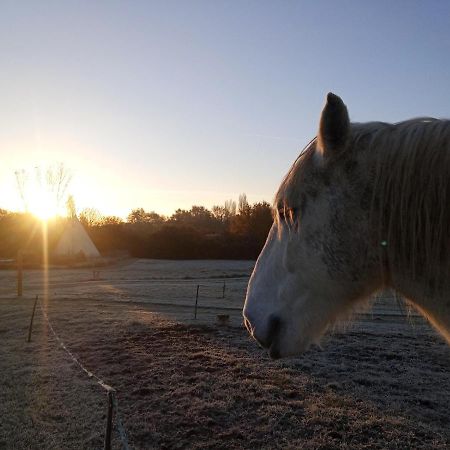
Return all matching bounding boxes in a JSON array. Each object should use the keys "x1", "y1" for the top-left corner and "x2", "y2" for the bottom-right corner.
[
  {"x1": 45, "y1": 163, "x2": 72, "y2": 210},
  {"x1": 224, "y1": 199, "x2": 237, "y2": 217},
  {"x1": 211, "y1": 205, "x2": 226, "y2": 221},
  {"x1": 79, "y1": 208, "x2": 102, "y2": 227},
  {"x1": 14, "y1": 169, "x2": 29, "y2": 211},
  {"x1": 212, "y1": 199, "x2": 237, "y2": 223},
  {"x1": 100, "y1": 215, "x2": 124, "y2": 226},
  {"x1": 127, "y1": 208, "x2": 165, "y2": 224},
  {"x1": 66, "y1": 195, "x2": 77, "y2": 219},
  {"x1": 238, "y1": 193, "x2": 250, "y2": 216},
  {"x1": 14, "y1": 163, "x2": 72, "y2": 215}
]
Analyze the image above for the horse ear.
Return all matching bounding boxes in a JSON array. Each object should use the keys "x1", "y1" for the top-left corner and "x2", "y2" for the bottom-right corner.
[{"x1": 317, "y1": 93, "x2": 350, "y2": 157}]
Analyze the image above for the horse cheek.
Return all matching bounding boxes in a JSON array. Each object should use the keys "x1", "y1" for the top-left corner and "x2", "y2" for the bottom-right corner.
[{"x1": 283, "y1": 237, "x2": 298, "y2": 274}]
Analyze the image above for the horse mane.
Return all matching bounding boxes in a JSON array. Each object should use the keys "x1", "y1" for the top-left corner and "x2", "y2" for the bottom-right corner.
[
  {"x1": 276, "y1": 118, "x2": 450, "y2": 295},
  {"x1": 352, "y1": 118, "x2": 450, "y2": 293}
]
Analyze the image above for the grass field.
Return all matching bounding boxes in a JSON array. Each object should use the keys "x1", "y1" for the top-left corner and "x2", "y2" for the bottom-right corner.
[{"x1": 1, "y1": 259, "x2": 449, "y2": 449}]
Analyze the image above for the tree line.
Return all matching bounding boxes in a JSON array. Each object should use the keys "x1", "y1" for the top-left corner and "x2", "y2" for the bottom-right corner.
[{"x1": 0, "y1": 195, "x2": 273, "y2": 261}]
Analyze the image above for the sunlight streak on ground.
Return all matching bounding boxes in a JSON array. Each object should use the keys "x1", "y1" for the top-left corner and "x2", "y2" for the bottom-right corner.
[{"x1": 42, "y1": 220, "x2": 49, "y2": 312}]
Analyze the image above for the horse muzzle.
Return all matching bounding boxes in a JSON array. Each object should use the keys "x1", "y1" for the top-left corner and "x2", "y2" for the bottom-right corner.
[{"x1": 244, "y1": 312, "x2": 284, "y2": 359}]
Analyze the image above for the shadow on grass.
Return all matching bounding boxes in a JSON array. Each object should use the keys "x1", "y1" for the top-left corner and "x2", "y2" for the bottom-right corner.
[{"x1": 69, "y1": 314, "x2": 450, "y2": 450}]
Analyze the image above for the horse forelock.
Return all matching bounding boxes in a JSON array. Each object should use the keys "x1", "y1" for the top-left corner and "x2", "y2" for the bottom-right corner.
[{"x1": 274, "y1": 138, "x2": 317, "y2": 226}]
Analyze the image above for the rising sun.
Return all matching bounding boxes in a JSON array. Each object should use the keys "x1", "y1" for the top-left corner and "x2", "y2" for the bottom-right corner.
[{"x1": 28, "y1": 189, "x2": 59, "y2": 221}]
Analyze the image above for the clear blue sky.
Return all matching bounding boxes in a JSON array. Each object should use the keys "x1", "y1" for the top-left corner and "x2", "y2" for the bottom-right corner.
[{"x1": 1, "y1": 1, "x2": 449, "y2": 217}]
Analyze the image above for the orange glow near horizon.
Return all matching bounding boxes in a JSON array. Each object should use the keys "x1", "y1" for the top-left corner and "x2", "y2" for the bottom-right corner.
[{"x1": 2, "y1": 156, "x2": 269, "y2": 220}]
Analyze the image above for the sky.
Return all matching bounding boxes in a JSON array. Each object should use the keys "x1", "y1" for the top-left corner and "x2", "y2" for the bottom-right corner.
[{"x1": 1, "y1": 0, "x2": 449, "y2": 218}]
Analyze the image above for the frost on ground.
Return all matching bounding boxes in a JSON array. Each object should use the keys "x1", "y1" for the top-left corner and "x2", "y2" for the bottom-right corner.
[{"x1": 0, "y1": 260, "x2": 449, "y2": 449}]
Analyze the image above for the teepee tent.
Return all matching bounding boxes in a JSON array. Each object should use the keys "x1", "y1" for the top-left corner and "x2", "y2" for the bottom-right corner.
[{"x1": 54, "y1": 218, "x2": 101, "y2": 258}]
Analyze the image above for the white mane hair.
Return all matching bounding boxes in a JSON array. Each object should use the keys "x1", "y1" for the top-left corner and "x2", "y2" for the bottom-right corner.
[
  {"x1": 276, "y1": 117, "x2": 450, "y2": 295},
  {"x1": 352, "y1": 117, "x2": 450, "y2": 295}
]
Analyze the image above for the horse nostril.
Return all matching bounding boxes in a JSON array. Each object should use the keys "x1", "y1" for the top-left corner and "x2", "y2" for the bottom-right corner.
[
  {"x1": 267, "y1": 315, "x2": 282, "y2": 346},
  {"x1": 252, "y1": 314, "x2": 282, "y2": 350}
]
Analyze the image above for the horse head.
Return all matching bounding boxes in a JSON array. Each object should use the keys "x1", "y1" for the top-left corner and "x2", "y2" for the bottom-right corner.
[{"x1": 243, "y1": 93, "x2": 386, "y2": 358}]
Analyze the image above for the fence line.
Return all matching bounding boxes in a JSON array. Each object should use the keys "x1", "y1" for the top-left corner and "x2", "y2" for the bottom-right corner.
[{"x1": 38, "y1": 299, "x2": 130, "y2": 450}]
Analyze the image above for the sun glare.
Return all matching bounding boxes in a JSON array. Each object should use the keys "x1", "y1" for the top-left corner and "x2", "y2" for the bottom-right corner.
[{"x1": 28, "y1": 189, "x2": 59, "y2": 221}]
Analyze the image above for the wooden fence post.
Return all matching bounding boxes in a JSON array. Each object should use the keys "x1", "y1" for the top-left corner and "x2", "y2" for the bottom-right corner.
[
  {"x1": 17, "y1": 250, "x2": 23, "y2": 297},
  {"x1": 27, "y1": 295, "x2": 39, "y2": 343},
  {"x1": 104, "y1": 390, "x2": 114, "y2": 450},
  {"x1": 194, "y1": 285, "x2": 199, "y2": 319}
]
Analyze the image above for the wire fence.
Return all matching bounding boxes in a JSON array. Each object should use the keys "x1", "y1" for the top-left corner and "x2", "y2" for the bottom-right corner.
[
  {"x1": 2, "y1": 262, "x2": 420, "y2": 322},
  {"x1": 15, "y1": 273, "x2": 421, "y2": 322},
  {"x1": 19, "y1": 267, "x2": 425, "y2": 450},
  {"x1": 37, "y1": 296, "x2": 130, "y2": 450}
]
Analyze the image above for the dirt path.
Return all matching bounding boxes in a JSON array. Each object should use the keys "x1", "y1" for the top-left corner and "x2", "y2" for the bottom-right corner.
[{"x1": 1, "y1": 296, "x2": 450, "y2": 449}]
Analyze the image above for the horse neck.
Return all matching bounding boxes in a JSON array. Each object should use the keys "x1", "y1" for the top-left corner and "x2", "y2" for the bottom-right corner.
[{"x1": 391, "y1": 276, "x2": 450, "y2": 344}]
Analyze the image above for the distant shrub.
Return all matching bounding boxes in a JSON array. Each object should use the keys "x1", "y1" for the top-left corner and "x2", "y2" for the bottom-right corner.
[{"x1": 0, "y1": 199, "x2": 273, "y2": 260}]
